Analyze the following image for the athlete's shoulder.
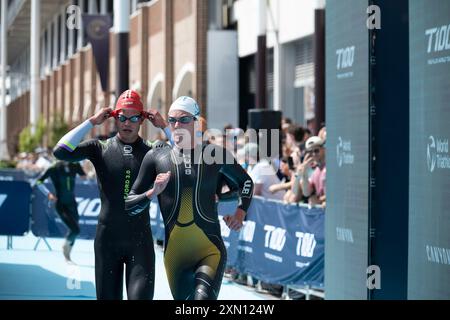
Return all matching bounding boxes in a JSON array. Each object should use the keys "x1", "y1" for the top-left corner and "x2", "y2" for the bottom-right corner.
[
  {"x1": 143, "y1": 140, "x2": 172, "y2": 162},
  {"x1": 142, "y1": 139, "x2": 152, "y2": 151},
  {"x1": 43, "y1": 161, "x2": 58, "y2": 174},
  {"x1": 147, "y1": 139, "x2": 171, "y2": 150},
  {"x1": 49, "y1": 160, "x2": 60, "y2": 168},
  {"x1": 97, "y1": 137, "x2": 114, "y2": 149},
  {"x1": 77, "y1": 137, "x2": 102, "y2": 147}
]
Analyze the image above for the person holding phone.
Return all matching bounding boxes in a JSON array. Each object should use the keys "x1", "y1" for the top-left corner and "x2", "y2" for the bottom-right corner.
[{"x1": 292, "y1": 136, "x2": 326, "y2": 206}]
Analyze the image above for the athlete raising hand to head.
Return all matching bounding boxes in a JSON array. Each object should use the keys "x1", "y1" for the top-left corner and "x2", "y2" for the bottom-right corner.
[{"x1": 54, "y1": 89, "x2": 170, "y2": 300}]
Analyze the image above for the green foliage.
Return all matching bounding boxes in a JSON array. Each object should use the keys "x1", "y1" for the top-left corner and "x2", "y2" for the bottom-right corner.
[
  {"x1": 49, "y1": 114, "x2": 69, "y2": 148},
  {"x1": 18, "y1": 118, "x2": 46, "y2": 153},
  {"x1": 0, "y1": 160, "x2": 16, "y2": 169},
  {"x1": 17, "y1": 114, "x2": 68, "y2": 153}
]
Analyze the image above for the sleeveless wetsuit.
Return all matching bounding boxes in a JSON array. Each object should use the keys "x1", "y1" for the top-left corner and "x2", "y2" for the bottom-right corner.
[{"x1": 125, "y1": 142, "x2": 254, "y2": 300}]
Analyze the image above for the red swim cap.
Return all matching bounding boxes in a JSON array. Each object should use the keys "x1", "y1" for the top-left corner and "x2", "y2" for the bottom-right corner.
[{"x1": 115, "y1": 89, "x2": 143, "y2": 113}]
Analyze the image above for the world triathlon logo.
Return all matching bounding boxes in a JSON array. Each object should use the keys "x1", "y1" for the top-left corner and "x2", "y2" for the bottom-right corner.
[
  {"x1": 336, "y1": 136, "x2": 354, "y2": 167},
  {"x1": 427, "y1": 135, "x2": 450, "y2": 172},
  {"x1": 427, "y1": 136, "x2": 437, "y2": 172},
  {"x1": 337, "y1": 137, "x2": 344, "y2": 167}
]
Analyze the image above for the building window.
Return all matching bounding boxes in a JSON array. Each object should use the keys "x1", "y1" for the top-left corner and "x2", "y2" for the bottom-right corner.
[
  {"x1": 107, "y1": 0, "x2": 113, "y2": 14},
  {"x1": 267, "y1": 48, "x2": 274, "y2": 109},
  {"x1": 54, "y1": 17, "x2": 60, "y2": 68},
  {"x1": 294, "y1": 36, "x2": 314, "y2": 87}
]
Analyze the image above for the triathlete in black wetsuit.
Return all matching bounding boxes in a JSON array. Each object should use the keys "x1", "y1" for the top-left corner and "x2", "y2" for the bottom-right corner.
[
  {"x1": 125, "y1": 96, "x2": 254, "y2": 300},
  {"x1": 53, "y1": 89, "x2": 170, "y2": 300},
  {"x1": 36, "y1": 160, "x2": 86, "y2": 262}
]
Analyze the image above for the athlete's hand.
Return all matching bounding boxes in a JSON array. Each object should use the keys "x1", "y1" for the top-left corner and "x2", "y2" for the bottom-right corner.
[
  {"x1": 48, "y1": 193, "x2": 57, "y2": 202},
  {"x1": 89, "y1": 107, "x2": 113, "y2": 126},
  {"x1": 148, "y1": 171, "x2": 171, "y2": 197},
  {"x1": 144, "y1": 110, "x2": 168, "y2": 129},
  {"x1": 223, "y1": 208, "x2": 246, "y2": 231}
]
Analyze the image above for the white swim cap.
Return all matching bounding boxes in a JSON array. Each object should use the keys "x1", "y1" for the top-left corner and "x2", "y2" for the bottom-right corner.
[
  {"x1": 305, "y1": 136, "x2": 325, "y2": 151},
  {"x1": 169, "y1": 96, "x2": 201, "y2": 117}
]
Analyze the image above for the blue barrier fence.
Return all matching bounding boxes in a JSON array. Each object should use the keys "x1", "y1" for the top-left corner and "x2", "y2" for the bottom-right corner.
[
  {"x1": 0, "y1": 181, "x2": 31, "y2": 236},
  {"x1": 218, "y1": 198, "x2": 324, "y2": 287},
  {"x1": 31, "y1": 181, "x2": 100, "y2": 240},
  {"x1": 1, "y1": 170, "x2": 325, "y2": 287},
  {"x1": 0, "y1": 169, "x2": 29, "y2": 182}
]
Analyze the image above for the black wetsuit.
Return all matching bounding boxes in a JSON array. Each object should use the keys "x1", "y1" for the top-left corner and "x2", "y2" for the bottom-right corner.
[
  {"x1": 36, "y1": 161, "x2": 85, "y2": 245},
  {"x1": 54, "y1": 136, "x2": 155, "y2": 300},
  {"x1": 125, "y1": 142, "x2": 254, "y2": 300}
]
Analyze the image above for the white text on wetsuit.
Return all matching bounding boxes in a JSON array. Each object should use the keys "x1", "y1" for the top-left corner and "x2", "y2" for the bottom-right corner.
[{"x1": 183, "y1": 154, "x2": 192, "y2": 175}]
